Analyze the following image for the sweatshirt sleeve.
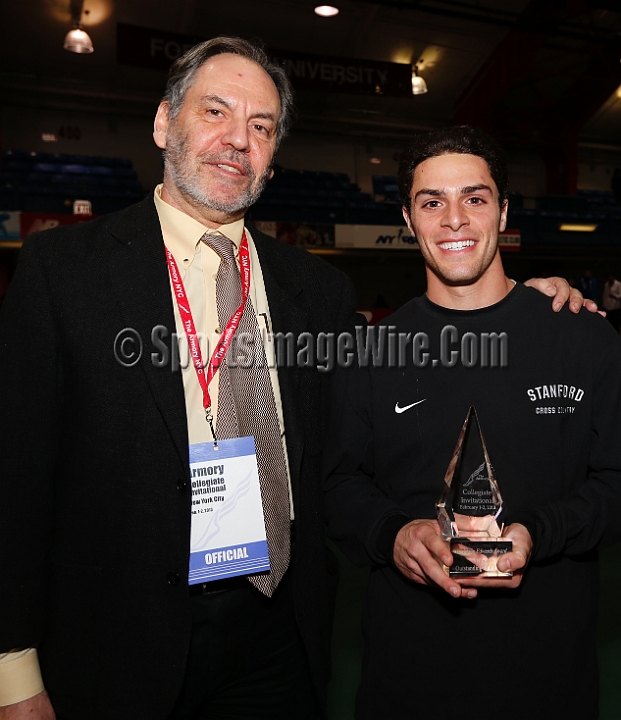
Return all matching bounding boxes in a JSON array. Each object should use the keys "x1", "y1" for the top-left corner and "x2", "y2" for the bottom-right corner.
[
  {"x1": 323, "y1": 359, "x2": 411, "y2": 567},
  {"x1": 0, "y1": 236, "x2": 61, "y2": 651},
  {"x1": 0, "y1": 650, "x2": 44, "y2": 706},
  {"x1": 510, "y1": 323, "x2": 621, "y2": 561}
]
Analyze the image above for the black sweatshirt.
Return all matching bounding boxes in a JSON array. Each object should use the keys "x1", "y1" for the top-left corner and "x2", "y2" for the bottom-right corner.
[{"x1": 323, "y1": 283, "x2": 621, "y2": 720}]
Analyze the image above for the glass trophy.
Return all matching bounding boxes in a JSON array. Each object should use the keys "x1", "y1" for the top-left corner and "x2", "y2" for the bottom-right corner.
[{"x1": 436, "y1": 406, "x2": 512, "y2": 578}]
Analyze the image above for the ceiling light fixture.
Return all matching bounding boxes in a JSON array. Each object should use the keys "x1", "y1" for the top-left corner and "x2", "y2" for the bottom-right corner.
[
  {"x1": 64, "y1": 5, "x2": 93, "y2": 54},
  {"x1": 559, "y1": 223, "x2": 597, "y2": 232},
  {"x1": 64, "y1": 25, "x2": 94, "y2": 53},
  {"x1": 314, "y1": 5, "x2": 339, "y2": 17},
  {"x1": 369, "y1": 157, "x2": 382, "y2": 165},
  {"x1": 411, "y1": 64, "x2": 428, "y2": 95}
]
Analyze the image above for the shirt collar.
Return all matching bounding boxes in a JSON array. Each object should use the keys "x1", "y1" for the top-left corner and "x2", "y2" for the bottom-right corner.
[{"x1": 153, "y1": 184, "x2": 246, "y2": 260}]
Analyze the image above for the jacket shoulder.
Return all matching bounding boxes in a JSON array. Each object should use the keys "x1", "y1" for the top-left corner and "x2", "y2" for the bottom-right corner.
[
  {"x1": 21, "y1": 197, "x2": 157, "y2": 258},
  {"x1": 248, "y1": 224, "x2": 351, "y2": 288}
]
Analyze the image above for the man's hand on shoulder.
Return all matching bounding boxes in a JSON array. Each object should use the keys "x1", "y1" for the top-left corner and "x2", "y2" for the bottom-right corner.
[
  {"x1": 455, "y1": 523, "x2": 533, "y2": 592},
  {"x1": 0, "y1": 691, "x2": 55, "y2": 720},
  {"x1": 525, "y1": 276, "x2": 599, "y2": 314},
  {"x1": 393, "y1": 519, "x2": 474, "y2": 599}
]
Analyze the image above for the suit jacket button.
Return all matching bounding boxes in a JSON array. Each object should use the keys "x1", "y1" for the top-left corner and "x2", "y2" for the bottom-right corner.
[
  {"x1": 167, "y1": 571, "x2": 180, "y2": 586},
  {"x1": 177, "y1": 479, "x2": 188, "y2": 492}
]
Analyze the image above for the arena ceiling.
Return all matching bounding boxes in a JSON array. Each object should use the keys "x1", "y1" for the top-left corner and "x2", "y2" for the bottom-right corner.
[{"x1": 1, "y1": 0, "x2": 620, "y2": 151}]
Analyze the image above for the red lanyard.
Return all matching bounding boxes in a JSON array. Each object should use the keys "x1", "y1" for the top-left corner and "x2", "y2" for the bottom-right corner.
[{"x1": 165, "y1": 231, "x2": 251, "y2": 442}]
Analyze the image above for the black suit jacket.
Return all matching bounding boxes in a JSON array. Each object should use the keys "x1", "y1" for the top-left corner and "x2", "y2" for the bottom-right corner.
[{"x1": 0, "y1": 197, "x2": 357, "y2": 719}]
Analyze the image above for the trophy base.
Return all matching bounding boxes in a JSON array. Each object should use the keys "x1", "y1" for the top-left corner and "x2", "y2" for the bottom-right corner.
[{"x1": 448, "y1": 538, "x2": 513, "y2": 578}]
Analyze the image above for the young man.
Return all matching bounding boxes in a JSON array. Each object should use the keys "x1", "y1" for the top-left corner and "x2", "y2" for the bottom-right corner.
[
  {"x1": 324, "y1": 126, "x2": 621, "y2": 720},
  {"x1": 603, "y1": 274, "x2": 621, "y2": 332}
]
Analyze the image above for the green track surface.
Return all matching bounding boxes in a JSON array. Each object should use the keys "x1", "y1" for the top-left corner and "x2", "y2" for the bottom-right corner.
[
  {"x1": 597, "y1": 545, "x2": 621, "y2": 719},
  {"x1": 328, "y1": 543, "x2": 621, "y2": 720}
]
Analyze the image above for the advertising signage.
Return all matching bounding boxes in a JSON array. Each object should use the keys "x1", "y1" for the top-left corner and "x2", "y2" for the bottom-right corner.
[
  {"x1": 116, "y1": 23, "x2": 413, "y2": 97},
  {"x1": 269, "y1": 48, "x2": 412, "y2": 97}
]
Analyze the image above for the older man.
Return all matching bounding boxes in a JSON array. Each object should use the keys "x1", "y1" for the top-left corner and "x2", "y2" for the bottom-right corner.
[
  {"x1": 0, "y1": 40, "x2": 585, "y2": 720},
  {"x1": 0, "y1": 37, "x2": 358, "y2": 720},
  {"x1": 323, "y1": 126, "x2": 621, "y2": 720}
]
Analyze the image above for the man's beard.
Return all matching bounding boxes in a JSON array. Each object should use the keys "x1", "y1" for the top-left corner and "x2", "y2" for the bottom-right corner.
[{"x1": 165, "y1": 127, "x2": 272, "y2": 216}]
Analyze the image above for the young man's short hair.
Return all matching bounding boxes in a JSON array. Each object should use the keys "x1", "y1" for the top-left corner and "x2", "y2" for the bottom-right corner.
[{"x1": 399, "y1": 125, "x2": 509, "y2": 209}]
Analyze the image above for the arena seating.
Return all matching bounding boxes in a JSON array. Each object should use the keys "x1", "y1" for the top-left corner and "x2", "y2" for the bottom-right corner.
[
  {"x1": 367, "y1": 175, "x2": 621, "y2": 245},
  {"x1": 3, "y1": 155, "x2": 620, "y2": 245},
  {"x1": 251, "y1": 166, "x2": 403, "y2": 225},
  {"x1": 0, "y1": 150, "x2": 146, "y2": 215},
  {"x1": 512, "y1": 191, "x2": 621, "y2": 245},
  {"x1": 371, "y1": 176, "x2": 401, "y2": 204}
]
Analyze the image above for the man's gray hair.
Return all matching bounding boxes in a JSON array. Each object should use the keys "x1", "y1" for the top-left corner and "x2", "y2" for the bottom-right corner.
[{"x1": 163, "y1": 36, "x2": 294, "y2": 149}]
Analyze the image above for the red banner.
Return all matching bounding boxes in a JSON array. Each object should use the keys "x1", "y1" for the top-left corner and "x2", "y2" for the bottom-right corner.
[{"x1": 20, "y1": 213, "x2": 97, "y2": 239}]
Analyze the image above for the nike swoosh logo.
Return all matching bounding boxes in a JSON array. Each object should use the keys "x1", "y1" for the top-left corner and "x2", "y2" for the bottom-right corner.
[{"x1": 394, "y1": 399, "x2": 426, "y2": 414}]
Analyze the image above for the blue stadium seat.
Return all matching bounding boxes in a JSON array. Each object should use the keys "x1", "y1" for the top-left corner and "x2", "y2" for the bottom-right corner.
[{"x1": 0, "y1": 149, "x2": 146, "y2": 215}]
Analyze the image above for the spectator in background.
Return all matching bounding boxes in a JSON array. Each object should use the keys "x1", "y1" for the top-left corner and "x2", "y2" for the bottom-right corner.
[
  {"x1": 603, "y1": 274, "x2": 621, "y2": 332},
  {"x1": 611, "y1": 168, "x2": 621, "y2": 206},
  {"x1": 578, "y1": 269, "x2": 599, "y2": 303},
  {"x1": 0, "y1": 264, "x2": 8, "y2": 310}
]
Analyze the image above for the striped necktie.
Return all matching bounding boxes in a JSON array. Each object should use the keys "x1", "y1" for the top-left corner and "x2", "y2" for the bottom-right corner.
[{"x1": 202, "y1": 231, "x2": 291, "y2": 597}]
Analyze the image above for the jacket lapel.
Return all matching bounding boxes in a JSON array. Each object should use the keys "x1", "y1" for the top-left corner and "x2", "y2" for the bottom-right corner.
[
  {"x1": 104, "y1": 207, "x2": 312, "y2": 475},
  {"x1": 109, "y1": 198, "x2": 189, "y2": 468}
]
